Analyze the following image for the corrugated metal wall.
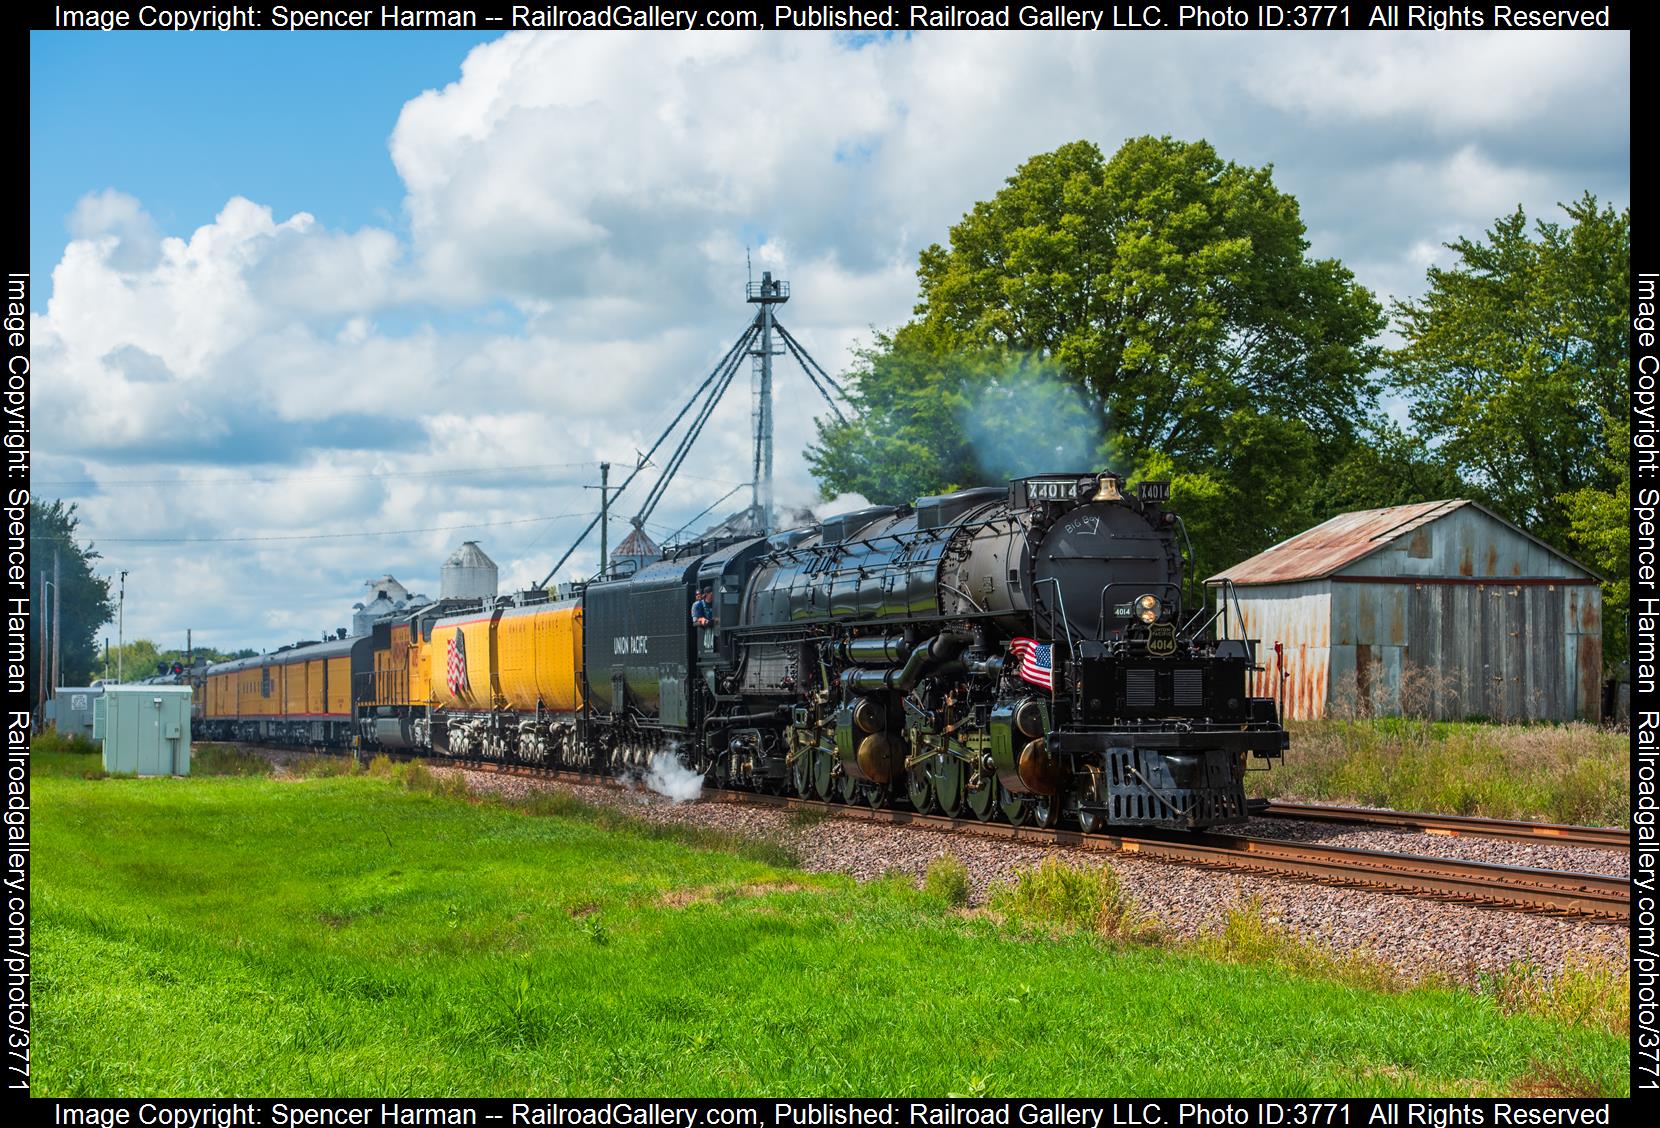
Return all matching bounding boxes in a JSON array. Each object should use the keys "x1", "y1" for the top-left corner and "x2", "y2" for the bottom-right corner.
[
  {"x1": 1230, "y1": 584, "x2": 1331, "y2": 721},
  {"x1": 1337, "y1": 506, "x2": 1586, "y2": 582},
  {"x1": 1226, "y1": 507, "x2": 1602, "y2": 722}
]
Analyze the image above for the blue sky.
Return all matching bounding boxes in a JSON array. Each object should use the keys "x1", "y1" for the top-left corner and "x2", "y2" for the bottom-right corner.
[
  {"x1": 29, "y1": 29, "x2": 1629, "y2": 654},
  {"x1": 30, "y1": 31, "x2": 498, "y2": 302}
]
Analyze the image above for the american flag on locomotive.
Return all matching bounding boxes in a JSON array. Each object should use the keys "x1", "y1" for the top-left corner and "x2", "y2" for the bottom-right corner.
[
  {"x1": 446, "y1": 628, "x2": 468, "y2": 697},
  {"x1": 1007, "y1": 637, "x2": 1054, "y2": 691}
]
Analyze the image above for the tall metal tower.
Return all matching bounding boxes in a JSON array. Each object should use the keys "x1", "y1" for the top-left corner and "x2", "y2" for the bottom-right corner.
[
  {"x1": 747, "y1": 271, "x2": 788, "y2": 534},
  {"x1": 539, "y1": 270, "x2": 850, "y2": 590}
]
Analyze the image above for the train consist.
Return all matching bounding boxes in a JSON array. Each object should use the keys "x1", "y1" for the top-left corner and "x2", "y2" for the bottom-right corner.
[{"x1": 199, "y1": 471, "x2": 1287, "y2": 829}]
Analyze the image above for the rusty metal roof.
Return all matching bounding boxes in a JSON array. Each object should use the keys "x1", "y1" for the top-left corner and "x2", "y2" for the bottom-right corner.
[
  {"x1": 1207, "y1": 500, "x2": 1469, "y2": 586},
  {"x1": 615, "y1": 527, "x2": 660, "y2": 557}
]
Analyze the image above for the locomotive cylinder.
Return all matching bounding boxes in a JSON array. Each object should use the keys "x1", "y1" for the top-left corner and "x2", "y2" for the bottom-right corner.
[
  {"x1": 990, "y1": 699, "x2": 1064, "y2": 796},
  {"x1": 1012, "y1": 698, "x2": 1045, "y2": 739}
]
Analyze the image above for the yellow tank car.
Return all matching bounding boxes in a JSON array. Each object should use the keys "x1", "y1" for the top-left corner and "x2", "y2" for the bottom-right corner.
[
  {"x1": 427, "y1": 608, "x2": 500, "y2": 712},
  {"x1": 427, "y1": 598, "x2": 584, "y2": 765},
  {"x1": 496, "y1": 601, "x2": 583, "y2": 714}
]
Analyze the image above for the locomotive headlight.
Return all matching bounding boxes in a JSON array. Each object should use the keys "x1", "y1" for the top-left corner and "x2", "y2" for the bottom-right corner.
[{"x1": 1134, "y1": 593, "x2": 1162, "y2": 623}]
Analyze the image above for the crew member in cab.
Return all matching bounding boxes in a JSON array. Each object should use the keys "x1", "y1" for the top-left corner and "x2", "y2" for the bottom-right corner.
[{"x1": 691, "y1": 587, "x2": 714, "y2": 627}]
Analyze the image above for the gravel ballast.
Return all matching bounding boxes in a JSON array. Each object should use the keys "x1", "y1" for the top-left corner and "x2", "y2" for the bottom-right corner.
[{"x1": 438, "y1": 764, "x2": 1628, "y2": 985}]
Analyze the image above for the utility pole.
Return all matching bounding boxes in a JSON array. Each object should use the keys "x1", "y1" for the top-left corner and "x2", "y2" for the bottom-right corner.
[
  {"x1": 599, "y1": 462, "x2": 609, "y2": 575},
  {"x1": 51, "y1": 551, "x2": 61, "y2": 695},
  {"x1": 187, "y1": 628, "x2": 192, "y2": 666},
  {"x1": 116, "y1": 570, "x2": 129, "y2": 683},
  {"x1": 35, "y1": 571, "x2": 47, "y2": 721},
  {"x1": 585, "y1": 462, "x2": 623, "y2": 578}
]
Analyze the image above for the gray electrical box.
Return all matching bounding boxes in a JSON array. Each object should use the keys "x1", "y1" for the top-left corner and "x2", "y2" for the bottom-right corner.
[
  {"x1": 93, "y1": 685, "x2": 193, "y2": 776},
  {"x1": 46, "y1": 686, "x2": 102, "y2": 741}
]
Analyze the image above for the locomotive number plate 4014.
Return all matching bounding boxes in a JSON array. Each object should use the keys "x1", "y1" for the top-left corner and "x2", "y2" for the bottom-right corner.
[{"x1": 1027, "y1": 478, "x2": 1083, "y2": 502}]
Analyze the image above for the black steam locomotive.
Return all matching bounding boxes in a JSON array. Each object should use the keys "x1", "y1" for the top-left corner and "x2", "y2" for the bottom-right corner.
[{"x1": 582, "y1": 470, "x2": 1285, "y2": 830}]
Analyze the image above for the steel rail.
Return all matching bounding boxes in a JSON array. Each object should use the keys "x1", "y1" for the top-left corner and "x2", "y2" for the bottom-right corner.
[
  {"x1": 439, "y1": 757, "x2": 1629, "y2": 922},
  {"x1": 220, "y1": 746, "x2": 1625, "y2": 922},
  {"x1": 1261, "y1": 801, "x2": 1630, "y2": 851}
]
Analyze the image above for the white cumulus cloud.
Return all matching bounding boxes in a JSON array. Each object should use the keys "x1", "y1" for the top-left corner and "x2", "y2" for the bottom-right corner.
[{"x1": 31, "y1": 29, "x2": 1629, "y2": 651}]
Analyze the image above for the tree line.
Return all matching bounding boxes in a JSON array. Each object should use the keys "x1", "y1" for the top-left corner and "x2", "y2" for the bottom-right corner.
[
  {"x1": 28, "y1": 499, "x2": 254, "y2": 692},
  {"x1": 28, "y1": 137, "x2": 1631, "y2": 685},
  {"x1": 808, "y1": 137, "x2": 1630, "y2": 666}
]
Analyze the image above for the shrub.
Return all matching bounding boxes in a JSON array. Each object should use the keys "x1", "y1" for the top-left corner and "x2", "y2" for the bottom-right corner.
[
  {"x1": 923, "y1": 855, "x2": 971, "y2": 907},
  {"x1": 1482, "y1": 955, "x2": 1629, "y2": 1034},
  {"x1": 988, "y1": 858, "x2": 1150, "y2": 939},
  {"x1": 1251, "y1": 719, "x2": 1628, "y2": 826},
  {"x1": 1190, "y1": 897, "x2": 1421, "y2": 995},
  {"x1": 387, "y1": 760, "x2": 471, "y2": 799},
  {"x1": 191, "y1": 744, "x2": 271, "y2": 777},
  {"x1": 31, "y1": 729, "x2": 100, "y2": 756},
  {"x1": 290, "y1": 755, "x2": 361, "y2": 778}
]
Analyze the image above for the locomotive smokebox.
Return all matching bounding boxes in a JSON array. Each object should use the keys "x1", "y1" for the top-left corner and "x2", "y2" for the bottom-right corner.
[{"x1": 1029, "y1": 501, "x2": 1177, "y2": 641}]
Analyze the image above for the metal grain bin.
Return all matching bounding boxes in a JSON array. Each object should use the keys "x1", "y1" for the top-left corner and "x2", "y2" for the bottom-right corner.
[
  {"x1": 93, "y1": 685, "x2": 193, "y2": 776},
  {"x1": 441, "y1": 541, "x2": 498, "y2": 601}
]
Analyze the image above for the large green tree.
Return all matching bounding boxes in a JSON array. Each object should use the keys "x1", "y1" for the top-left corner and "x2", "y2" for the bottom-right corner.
[
  {"x1": 28, "y1": 500, "x2": 114, "y2": 690},
  {"x1": 94, "y1": 641, "x2": 256, "y2": 682},
  {"x1": 1562, "y1": 417, "x2": 1631, "y2": 667},
  {"x1": 908, "y1": 136, "x2": 1384, "y2": 458},
  {"x1": 811, "y1": 136, "x2": 1388, "y2": 581},
  {"x1": 1389, "y1": 193, "x2": 1629, "y2": 545}
]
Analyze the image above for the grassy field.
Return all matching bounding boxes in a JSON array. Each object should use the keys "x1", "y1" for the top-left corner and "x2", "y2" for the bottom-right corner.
[
  {"x1": 33, "y1": 744, "x2": 1629, "y2": 1097},
  {"x1": 1248, "y1": 719, "x2": 1629, "y2": 826}
]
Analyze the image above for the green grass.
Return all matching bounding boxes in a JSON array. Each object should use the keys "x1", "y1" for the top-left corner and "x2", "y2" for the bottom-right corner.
[
  {"x1": 192, "y1": 743, "x2": 275, "y2": 776},
  {"x1": 31, "y1": 729, "x2": 101, "y2": 757},
  {"x1": 32, "y1": 744, "x2": 1629, "y2": 1096},
  {"x1": 922, "y1": 855, "x2": 970, "y2": 908},
  {"x1": 988, "y1": 858, "x2": 1155, "y2": 940},
  {"x1": 1249, "y1": 719, "x2": 1629, "y2": 826}
]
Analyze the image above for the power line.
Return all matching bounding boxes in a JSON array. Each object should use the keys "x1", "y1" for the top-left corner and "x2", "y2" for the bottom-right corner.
[
  {"x1": 537, "y1": 321, "x2": 761, "y2": 588},
  {"x1": 95, "y1": 512, "x2": 590, "y2": 544},
  {"x1": 35, "y1": 460, "x2": 602, "y2": 489}
]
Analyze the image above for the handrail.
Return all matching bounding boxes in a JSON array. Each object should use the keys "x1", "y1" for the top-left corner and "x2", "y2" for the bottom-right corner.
[
  {"x1": 1195, "y1": 577, "x2": 1248, "y2": 641},
  {"x1": 1032, "y1": 576, "x2": 1078, "y2": 666}
]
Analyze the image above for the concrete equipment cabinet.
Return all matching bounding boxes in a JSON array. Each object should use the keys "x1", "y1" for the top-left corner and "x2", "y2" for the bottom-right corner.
[{"x1": 93, "y1": 685, "x2": 193, "y2": 776}]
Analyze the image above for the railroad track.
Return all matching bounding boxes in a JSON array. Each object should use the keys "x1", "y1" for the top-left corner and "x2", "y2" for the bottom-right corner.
[
  {"x1": 1260, "y1": 801, "x2": 1629, "y2": 851},
  {"x1": 438, "y1": 757, "x2": 1629, "y2": 923}
]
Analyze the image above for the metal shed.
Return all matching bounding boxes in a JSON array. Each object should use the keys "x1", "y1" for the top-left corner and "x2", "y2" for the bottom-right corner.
[
  {"x1": 45, "y1": 685, "x2": 102, "y2": 741},
  {"x1": 92, "y1": 684, "x2": 194, "y2": 776},
  {"x1": 1208, "y1": 500, "x2": 1603, "y2": 722}
]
